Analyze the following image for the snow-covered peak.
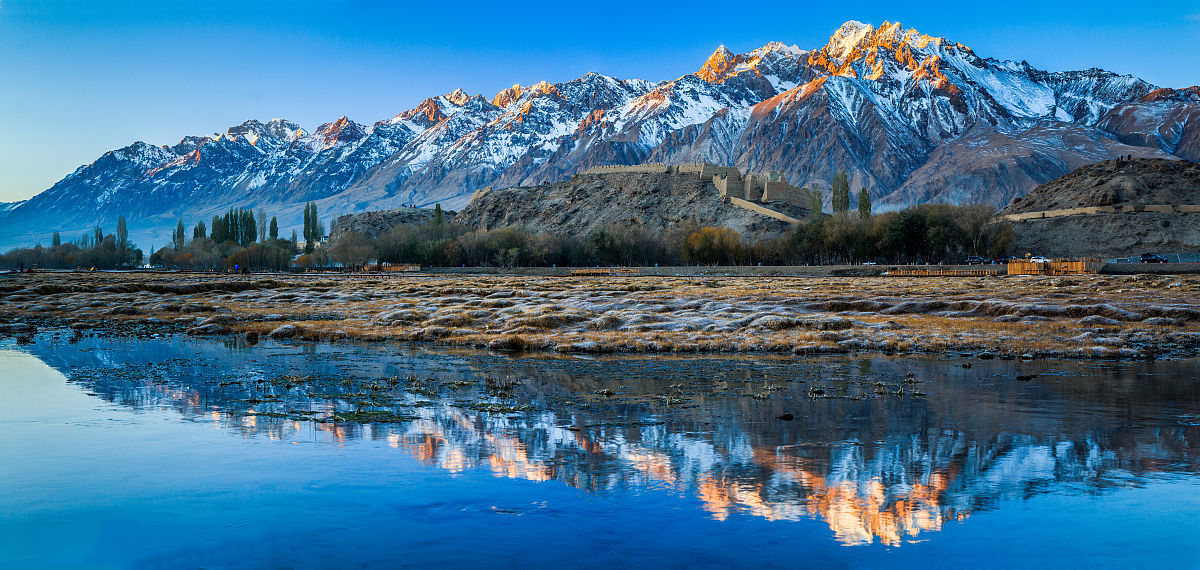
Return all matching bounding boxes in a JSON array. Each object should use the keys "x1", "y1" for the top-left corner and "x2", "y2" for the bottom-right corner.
[
  {"x1": 526, "y1": 80, "x2": 560, "y2": 99},
  {"x1": 220, "y1": 118, "x2": 304, "y2": 148},
  {"x1": 309, "y1": 116, "x2": 368, "y2": 150},
  {"x1": 170, "y1": 135, "x2": 210, "y2": 155},
  {"x1": 693, "y1": 41, "x2": 811, "y2": 90},
  {"x1": 92, "y1": 141, "x2": 177, "y2": 171},
  {"x1": 814, "y1": 20, "x2": 951, "y2": 69},
  {"x1": 492, "y1": 84, "x2": 524, "y2": 108},
  {"x1": 823, "y1": 20, "x2": 876, "y2": 61},
  {"x1": 697, "y1": 45, "x2": 737, "y2": 83},
  {"x1": 872, "y1": 20, "x2": 943, "y2": 50},
  {"x1": 390, "y1": 91, "x2": 479, "y2": 129},
  {"x1": 751, "y1": 41, "x2": 806, "y2": 59},
  {"x1": 264, "y1": 118, "x2": 305, "y2": 141},
  {"x1": 442, "y1": 88, "x2": 472, "y2": 106}
]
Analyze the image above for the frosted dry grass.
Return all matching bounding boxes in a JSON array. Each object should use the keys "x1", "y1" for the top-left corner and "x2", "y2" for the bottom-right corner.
[{"x1": 2, "y1": 272, "x2": 1199, "y2": 358}]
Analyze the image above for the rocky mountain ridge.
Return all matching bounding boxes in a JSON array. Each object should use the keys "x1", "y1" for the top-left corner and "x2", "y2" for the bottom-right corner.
[{"x1": 2, "y1": 19, "x2": 1198, "y2": 250}]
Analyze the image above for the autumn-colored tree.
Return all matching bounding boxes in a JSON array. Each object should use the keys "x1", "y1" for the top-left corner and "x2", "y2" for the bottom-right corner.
[{"x1": 682, "y1": 226, "x2": 743, "y2": 265}]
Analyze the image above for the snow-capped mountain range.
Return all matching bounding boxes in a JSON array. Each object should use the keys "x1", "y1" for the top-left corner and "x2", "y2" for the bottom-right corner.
[{"x1": 3, "y1": 20, "x2": 1198, "y2": 250}]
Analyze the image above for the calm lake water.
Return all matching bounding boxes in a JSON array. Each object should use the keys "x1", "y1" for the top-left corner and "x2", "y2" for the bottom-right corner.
[{"x1": 1, "y1": 334, "x2": 1198, "y2": 569}]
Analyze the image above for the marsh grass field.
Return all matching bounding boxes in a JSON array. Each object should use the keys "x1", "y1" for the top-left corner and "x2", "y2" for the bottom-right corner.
[{"x1": 3, "y1": 270, "x2": 1200, "y2": 359}]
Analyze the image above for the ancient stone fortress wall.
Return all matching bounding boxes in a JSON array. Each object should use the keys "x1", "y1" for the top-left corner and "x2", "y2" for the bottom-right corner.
[
  {"x1": 673, "y1": 163, "x2": 740, "y2": 178},
  {"x1": 713, "y1": 173, "x2": 744, "y2": 199},
  {"x1": 581, "y1": 163, "x2": 670, "y2": 175},
  {"x1": 727, "y1": 197, "x2": 800, "y2": 224},
  {"x1": 743, "y1": 174, "x2": 766, "y2": 202},
  {"x1": 1001, "y1": 204, "x2": 1200, "y2": 222},
  {"x1": 713, "y1": 169, "x2": 805, "y2": 205},
  {"x1": 762, "y1": 180, "x2": 809, "y2": 204}
]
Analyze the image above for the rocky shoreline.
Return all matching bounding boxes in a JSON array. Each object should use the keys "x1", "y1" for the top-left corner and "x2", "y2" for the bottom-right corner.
[{"x1": 2, "y1": 271, "x2": 1199, "y2": 360}]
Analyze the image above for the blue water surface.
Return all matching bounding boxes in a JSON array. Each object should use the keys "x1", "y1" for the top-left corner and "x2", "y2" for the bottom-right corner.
[{"x1": 1, "y1": 335, "x2": 1198, "y2": 569}]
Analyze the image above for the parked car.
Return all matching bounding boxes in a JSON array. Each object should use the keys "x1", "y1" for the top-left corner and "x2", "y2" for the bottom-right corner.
[
  {"x1": 1140, "y1": 253, "x2": 1168, "y2": 263},
  {"x1": 1029, "y1": 256, "x2": 1052, "y2": 263},
  {"x1": 964, "y1": 255, "x2": 989, "y2": 265}
]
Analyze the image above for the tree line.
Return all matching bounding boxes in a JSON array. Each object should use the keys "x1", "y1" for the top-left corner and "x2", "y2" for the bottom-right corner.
[
  {"x1": 0, "y1": 216, "x2": 143, "y2": 270},
  {"x1": 3, "y1": 199, "x2": 1014, "y2": 272},
  {"x1": 323, "y1": 202, "x2": 1012, "y2": 270},
  {"x1": 150, "y1": 202, "x2": 323, "y2": 271}
]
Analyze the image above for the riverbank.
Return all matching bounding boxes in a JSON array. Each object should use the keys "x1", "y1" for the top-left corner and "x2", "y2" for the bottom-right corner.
[{"x1": 2, "y1": 271, "x2": 1199, "y2": 359}]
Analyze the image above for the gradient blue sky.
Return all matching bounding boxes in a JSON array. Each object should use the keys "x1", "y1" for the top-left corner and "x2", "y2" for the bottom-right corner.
[{"x1": 1, "y1": 0, "x2": 1198, "y2": 202}]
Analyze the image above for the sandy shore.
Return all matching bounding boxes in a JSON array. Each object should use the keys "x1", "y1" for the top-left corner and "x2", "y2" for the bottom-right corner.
[{"x1": 2, "y1": 271, "x2": 1199, "y2": 359}]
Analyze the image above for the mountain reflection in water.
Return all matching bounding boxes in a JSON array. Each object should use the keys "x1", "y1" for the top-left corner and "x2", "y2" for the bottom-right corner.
[{"x1": 25, "y1": 335, "x2": 1200, "y2": 547}]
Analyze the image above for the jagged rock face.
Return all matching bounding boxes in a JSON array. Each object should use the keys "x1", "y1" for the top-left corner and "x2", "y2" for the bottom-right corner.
[
  {"x1": 1095, "y1": 88, "x2": 1200, "y2": 162},
  {"x1": 882, "y1": 124, "x2": 1171, "y2": 209},
  {"x1": 2, "y1": 19, "x2": 1197, "y2": 250}
]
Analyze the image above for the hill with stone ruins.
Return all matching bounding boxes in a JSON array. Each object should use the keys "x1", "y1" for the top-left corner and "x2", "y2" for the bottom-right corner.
[
  {"x1": 327, "y1": 207, "x2": 446, "y2": 243},
  {"x1": 455, "y1": 164, "x2": 813, "y2": 241},
  {"x1": 1001, "y1": 158, "x2": 1200, "y2": 257}
]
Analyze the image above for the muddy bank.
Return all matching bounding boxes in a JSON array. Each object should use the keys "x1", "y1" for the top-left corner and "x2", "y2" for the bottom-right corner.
[{"x1": 2, "y1": 271, "x2": 1199, "y2": 359}]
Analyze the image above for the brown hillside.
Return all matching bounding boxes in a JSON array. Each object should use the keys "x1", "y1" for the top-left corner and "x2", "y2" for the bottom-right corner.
[
  {"x1": 1003, "y1": 158, "x2": 1200, "y2": 258},
  {"x1": 456, "y1": 170, "x2": 811, "y2": 241},
  {"x1": 1003, "y1": 157, "x2": 1200, "y2": 214}
]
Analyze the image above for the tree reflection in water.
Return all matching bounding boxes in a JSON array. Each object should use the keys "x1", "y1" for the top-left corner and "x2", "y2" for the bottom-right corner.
[{"x1": 29, "y1": 335, "x2": 1200, "y2": 547}]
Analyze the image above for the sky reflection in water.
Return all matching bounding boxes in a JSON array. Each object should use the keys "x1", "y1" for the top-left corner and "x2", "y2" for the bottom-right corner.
[{"x1": 2, "y1": 335, "x2": 1199, "y2": 568}]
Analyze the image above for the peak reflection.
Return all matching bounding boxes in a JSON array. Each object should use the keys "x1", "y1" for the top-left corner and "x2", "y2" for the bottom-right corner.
[{"x1": 23, "y1": 336, "x2": 1200, "y2": 547}]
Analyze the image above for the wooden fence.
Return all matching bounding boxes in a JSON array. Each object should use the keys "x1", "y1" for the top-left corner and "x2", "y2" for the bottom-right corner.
[
  {"x1": 569, "y1": 268, "x2": 640, "y2": 277},
  {"x1": 1007, "y1": 259, "x2": 1103, "y2": 276},
  {"x1": 885, "y1": 268, "x2": 1005, "y2": 277},
  {"x1": 380, "y1": 263, "x2": 422, "y2": 272}
]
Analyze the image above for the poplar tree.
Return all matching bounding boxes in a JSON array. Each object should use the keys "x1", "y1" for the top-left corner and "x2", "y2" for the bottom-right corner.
[
  {"x1": 193, "y1": 220, "x2": 207, "y2": 241},
  {"x1": 434, "y1": 203, "x2": 444, "y2": 225},
  {"x1": 224, "y1": 209, "x2": 237, "y2": 243},
  {"x1": 303, "y1": 202, "x2": 321, "y2": 253},
  {"x1": 240, "y1": 209, "x2": 256, "y2": 246},
  {"x1": 256, "y1": 209, "x2": 267, "y2": 243},
  {"x1": 117, "y1": 216, "x2": 128, "y2": 251},
  {"x1": 832, "y1": 170, "x2": 850, "y2": 213},
  {"x1": 51, "y1": 232, "x2": 61, "y2": 247},
  {"x1": 269, "y1": 216, "x2": 278, "y2": 241},
  {"x1": 172, "y1": 219, "x2": 186, "y2": 250},
  {"x1": 211, "y1": 215, "x2": 225, "y2": 243},
  {"x1": 857, "y1": 187, "x2": 871, "y2": 219},
  {"x1": 303, "y1": 203, "x2": 313, "y2": 251}
]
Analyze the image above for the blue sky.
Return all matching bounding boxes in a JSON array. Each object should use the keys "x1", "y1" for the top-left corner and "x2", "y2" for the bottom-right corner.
[{"x1": 1, "y1": 0, "x2": 1198, "y2": 202}]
